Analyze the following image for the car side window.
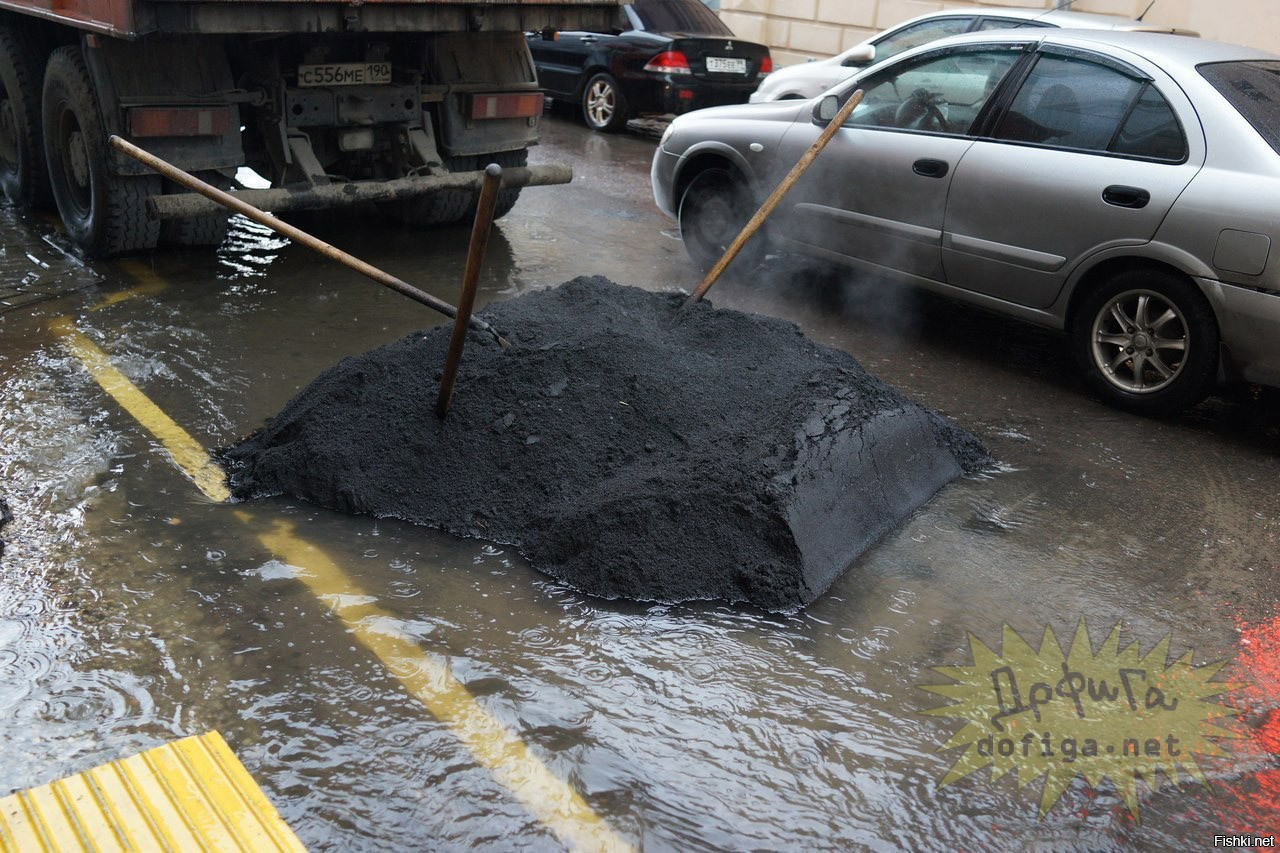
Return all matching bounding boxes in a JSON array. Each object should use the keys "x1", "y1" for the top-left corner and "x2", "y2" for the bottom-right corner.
[
  {"x1": 1111, "y1": 84, "x2": 1188, "y2": 161},
  {"x1": 993, "y1": 54, "x2": 1185, "y2": 160},
  {"x1": 974, "y1": 16, "x2": 1053, "y2": 31},
  {"x1": 847, "y1": 48, "x2": 1021, "y2": 135},
  {"x1": 871, "y1": 18, "x2": 974, "y2": 65}
]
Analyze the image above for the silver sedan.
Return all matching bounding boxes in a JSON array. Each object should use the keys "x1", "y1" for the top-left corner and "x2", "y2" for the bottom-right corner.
[
  {"x1": 652, "y1": 30, "x2": 1280, "y2": 415},
  {"x1": 748, "y1": 6, "x2": 1191, "y2": 104}
]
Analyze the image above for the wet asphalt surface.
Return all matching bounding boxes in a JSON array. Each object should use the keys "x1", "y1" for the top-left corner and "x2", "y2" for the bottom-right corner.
[{"x1": 1, "y1": 110, "x2": 1278, "y2": 849}]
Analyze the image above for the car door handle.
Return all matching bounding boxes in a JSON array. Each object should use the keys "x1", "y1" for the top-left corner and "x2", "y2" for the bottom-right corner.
[
  {"x1": 1102, "y1": 185, "x2": 1150, "y2": 209},
  {"x1": 913, "y1": 158, "x2": 949, "y2": 178},
  {"x1": 579, "y1": 35, "x2": 599, "y2": 44}
]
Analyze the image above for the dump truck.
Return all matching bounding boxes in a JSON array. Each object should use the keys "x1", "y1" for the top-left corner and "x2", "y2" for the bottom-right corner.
[{"x1": 0, "y1": 0, "x2": 620, "y2": 255}]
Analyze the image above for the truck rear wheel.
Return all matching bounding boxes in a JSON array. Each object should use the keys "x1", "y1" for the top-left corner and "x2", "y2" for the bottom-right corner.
[
  {"x1": 380, "y1": 148, "x2": 527, "y2": 226},
  {"x1": 42, "y1": 45, "x2": 159, "y2": 256},
  {"x1": 490, "y1": 148, "x2": 527, "y2": 220},
  {"x1": 159, "y1": 172, "x2": 232, "y2": 248},
  {"x1": 0, "y1": 23, "x2": 50, "y2": 207}
]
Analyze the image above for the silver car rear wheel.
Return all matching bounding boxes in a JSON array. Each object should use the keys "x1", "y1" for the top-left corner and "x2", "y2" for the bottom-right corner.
[
  {"x1": 1090, "y1": 289, "x2": 1189, "y2": 393},
  {"x1": 1072, "y1": 269, "x2": 1218, "y2": 415}
]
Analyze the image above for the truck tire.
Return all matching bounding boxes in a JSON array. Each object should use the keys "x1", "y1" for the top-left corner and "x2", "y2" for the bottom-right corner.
[
  {"x1": 380, "y1": 148, "x2": 527, "y2": 226},
  {"x1": 159, "y1": 172, "x2": 232, "y2": 248},
  {"x1": 0, "y1": 23, "x2": 50, "y2": 207},
  {"x1": 489, "y1": 148, "x2": 526, "y2": 221},
  {"x1": 42, "y1": 45, "x2": 159, "y2": 256}
]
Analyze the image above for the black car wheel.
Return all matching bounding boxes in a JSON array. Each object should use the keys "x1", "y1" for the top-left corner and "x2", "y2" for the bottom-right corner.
[
  {"x1": 1071, "y1": 269, "x2": 1219, "y2": 415},
  {"x1": 581, "y1": 72, "x2": 628, "y2": 133},
  {"x1": 43, "y1": 46, "x2": 159, "y2": 256},
  {"x1": 678, "y1": 167, "x2": 764, "y2": 271},
  {"x1": 0, "y1": 23, "x2": 50, "y2": 207}
]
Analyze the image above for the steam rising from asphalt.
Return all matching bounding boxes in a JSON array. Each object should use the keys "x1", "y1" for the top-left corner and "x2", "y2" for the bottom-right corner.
[{"x1": 702, "y1": 157, "x2": 928, "y2": 342}]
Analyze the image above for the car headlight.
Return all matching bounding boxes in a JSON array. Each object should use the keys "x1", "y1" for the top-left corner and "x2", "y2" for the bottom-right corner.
[{"x1": 659, "y1": 122, "x2": 675, "y2": 147}]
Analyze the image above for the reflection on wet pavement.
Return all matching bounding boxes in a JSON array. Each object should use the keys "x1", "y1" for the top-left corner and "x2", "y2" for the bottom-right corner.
[
  {"x1": 0, "y1": 211, "x2": 101, "y2": 314},
  {"x1": 1, "y1": 113, "x2": 1277, "y2": 849}
]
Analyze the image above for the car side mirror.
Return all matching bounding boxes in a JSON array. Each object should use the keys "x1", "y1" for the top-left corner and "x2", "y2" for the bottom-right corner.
[
  {"x1": 815, "y1": 94, "x2": 840, "y2": 123},
  {"x1": 841, "y1": 44, "x2": 875, "y2": 67},
  {"x1": 539, "y1": 27, "x2": 558, "y2": 40}
]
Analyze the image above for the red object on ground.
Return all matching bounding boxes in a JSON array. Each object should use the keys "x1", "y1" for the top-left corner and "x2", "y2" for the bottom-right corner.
[{"x1": 1212, "y1": 613, "x2": 1280, "y2": 836}]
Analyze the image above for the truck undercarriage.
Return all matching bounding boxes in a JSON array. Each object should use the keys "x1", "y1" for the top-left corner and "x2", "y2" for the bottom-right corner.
[{"x1": 0, "y1": 1, "x2": 617, "y2": 255}]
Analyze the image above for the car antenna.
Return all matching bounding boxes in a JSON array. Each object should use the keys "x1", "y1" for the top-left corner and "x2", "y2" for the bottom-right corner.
[
  {"x1": 1137, "y1": 0, "x2": 1157, "y2": 20},
  {"x1": 1019, "y1": 0, "x2": 1075, "y2": 29}
]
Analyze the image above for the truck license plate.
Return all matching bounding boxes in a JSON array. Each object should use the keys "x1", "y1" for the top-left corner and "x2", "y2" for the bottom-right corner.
[
  {"x1": 705, "y1": 56, "x2": 747, "y2": 74},
  {"x1": 297, "y1": 62, "x2": 393, "y2": 87}
]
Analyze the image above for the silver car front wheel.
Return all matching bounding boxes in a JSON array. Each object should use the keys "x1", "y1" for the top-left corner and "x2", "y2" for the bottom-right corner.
[
  {"x1": 678, "y1": 167, "x2": 766, "y2": 272},
  {"x1": 1072, "y1": 270, "x2": 1218, "y2": 415}
]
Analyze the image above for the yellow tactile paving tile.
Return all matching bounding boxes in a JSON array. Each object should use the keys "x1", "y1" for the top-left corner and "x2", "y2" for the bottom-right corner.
[{"x1": 0, "y1": 732, "x2": 305, "y2": 852}]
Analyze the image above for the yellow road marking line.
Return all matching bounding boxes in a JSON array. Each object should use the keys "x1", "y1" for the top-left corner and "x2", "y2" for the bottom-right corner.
[
  {"x1": 90, "y1": 260, "x2": 169, "y2": 310},
  {"x1": 245, "y1": 512, "x2": 629, "y2": 851},
  {"x1": 52, "y1": 315, "x2": 632, "y2": 852},
  {"x1": 50, "y1": 317, "x2": 230, "y2": 502}
]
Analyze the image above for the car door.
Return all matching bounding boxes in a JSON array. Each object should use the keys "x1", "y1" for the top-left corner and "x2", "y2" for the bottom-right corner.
[
  {"x1": 941, "y1": 45, "x2": 1206, "y2": 309},
  {"x1": 773, "y1": 44, "x2": 1025, "y2": 281},
  {"x1": 528, "y1": 10, "x2": 628, "y2": 97}
]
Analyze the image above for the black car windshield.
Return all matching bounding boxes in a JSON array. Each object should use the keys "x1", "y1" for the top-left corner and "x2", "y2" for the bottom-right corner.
[
  {"x1": 1198, "y1": 60, "x2": 1280, "y2": 155},
  {"x1": 632, "y1": 0, "x2": 734, "y2": 36}
]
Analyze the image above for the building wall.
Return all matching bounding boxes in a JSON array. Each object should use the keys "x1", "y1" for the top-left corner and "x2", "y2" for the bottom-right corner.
[{"x1": 719, "y1": 0, "x2": 1280, "y2": 67}]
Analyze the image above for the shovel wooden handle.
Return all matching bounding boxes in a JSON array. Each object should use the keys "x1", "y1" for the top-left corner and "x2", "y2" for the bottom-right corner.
[
  {"x1": 684, "y1": 88, "x2": 865, "y2": 307},
  {"x1": 437, "y1": 164, "x2": 504, "y2": 420}
]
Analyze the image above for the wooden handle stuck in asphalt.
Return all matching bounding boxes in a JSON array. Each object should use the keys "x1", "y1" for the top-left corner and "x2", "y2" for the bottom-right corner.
[
  {"x1": 437, "y1": 163, "x2": 504, "y2": 420},
  {"x1": 684, "y1": 88, "x2": 865, "y2": 307}
]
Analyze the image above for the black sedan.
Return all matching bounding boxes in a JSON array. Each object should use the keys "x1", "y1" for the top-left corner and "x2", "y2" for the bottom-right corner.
[{"x1": 527, "y1": 0, "x2": 771, "y2": 132}]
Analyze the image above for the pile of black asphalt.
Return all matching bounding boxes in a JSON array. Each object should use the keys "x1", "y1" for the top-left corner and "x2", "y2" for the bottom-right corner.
[{"x1": 220, "y1": 277, "x2": 988, "y2": 612}]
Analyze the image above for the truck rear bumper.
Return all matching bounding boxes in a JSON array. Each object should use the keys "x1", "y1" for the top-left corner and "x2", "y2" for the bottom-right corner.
[{"x1": 145, "y1": 164, "x2": 573, "y2": 220}]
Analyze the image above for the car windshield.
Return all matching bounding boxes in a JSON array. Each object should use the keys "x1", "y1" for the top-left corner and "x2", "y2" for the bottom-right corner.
[
  {"x1": 1198, "y1": 60, "x2": 1280, "y2": 155},
  {"x1": 633, "y1": 0, "x2": 734, "y2": 36}
]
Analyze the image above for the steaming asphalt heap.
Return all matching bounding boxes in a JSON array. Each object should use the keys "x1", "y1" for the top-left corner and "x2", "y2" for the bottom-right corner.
[{"x1": 220, "y1": 277, "x2": 988, "y2": 611}]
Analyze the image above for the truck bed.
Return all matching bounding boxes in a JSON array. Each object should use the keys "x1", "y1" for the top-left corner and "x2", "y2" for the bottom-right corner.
[{"x1": 0, "y1": 0, "x2": 622, "y2": 38}]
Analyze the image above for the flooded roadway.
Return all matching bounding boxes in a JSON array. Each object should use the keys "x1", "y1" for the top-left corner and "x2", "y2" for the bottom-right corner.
[{"x1": 1, "y1": 113, "x2": 1278, "y2": 850}]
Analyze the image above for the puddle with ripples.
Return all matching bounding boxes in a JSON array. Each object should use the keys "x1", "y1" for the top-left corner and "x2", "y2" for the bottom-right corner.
[{"x1": 1, "y1": 139, "x2": 1278, "y2": 848}]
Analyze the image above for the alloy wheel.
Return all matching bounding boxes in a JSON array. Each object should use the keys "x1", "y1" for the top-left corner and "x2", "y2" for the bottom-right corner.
[
  {"x1": 585, "y1": 79, "x2": 615, "y2": 128},
  {"x1": 1089, "y1": 288, "x2": 1189, "y2": 394}
]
